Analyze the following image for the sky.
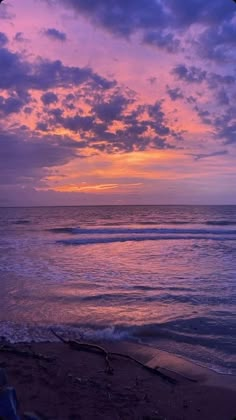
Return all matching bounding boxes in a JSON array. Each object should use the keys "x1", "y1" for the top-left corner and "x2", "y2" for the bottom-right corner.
[{"x1": 0, "y1": 0, "x2": 236, "y2": 206}]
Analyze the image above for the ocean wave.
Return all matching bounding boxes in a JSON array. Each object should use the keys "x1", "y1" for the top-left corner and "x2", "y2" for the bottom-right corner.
[
  {"x1": 0, "y1": 320, "x2": 235, "y2": 374},
  {"x1": 0, "y1": 321, "x2": 129, "y2": 344},
  {"x1": 49, "y1": 227, "x2": 80, "y2": 234},
  {"x1": 81, "y1": 293, "x2": 133, "y2": 302},
  {"x1": 144, "y1": 294, "x2": 236, "y2": 306},
  {"x1": 12, "y1": 220, "x2": 31, "y2": 225},
  {"x1": 97, "y1": 220, "x2": 236, "y2": 227},
  {"x1": 23, "y1": 290, "x2": 236, "y2": 307},
  {"x1": 1, "y1": 318, "x2": 235, "y2": 344},
  {"x1": 50, "y1": 226, "x2": 236, "y2": 236},
  {"x1": 132, "y1": 285, "x2": 163, "y2": 291},
  {"x1": 57, "y1": 234, "x2": 236, "y2": 246},
  {"x1": 206, "y1": 220, "x2": 236, "y2": 226}
]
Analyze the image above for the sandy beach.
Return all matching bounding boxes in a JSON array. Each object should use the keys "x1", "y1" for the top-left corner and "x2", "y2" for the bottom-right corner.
[{"x1": 1, "y1": 339, "x2": 236, "y2": 420}]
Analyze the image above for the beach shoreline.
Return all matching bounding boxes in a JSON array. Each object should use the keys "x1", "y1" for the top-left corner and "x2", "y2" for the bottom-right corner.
[{"x1": 1, "y1": 339, "x2": 236, "y2": 419}]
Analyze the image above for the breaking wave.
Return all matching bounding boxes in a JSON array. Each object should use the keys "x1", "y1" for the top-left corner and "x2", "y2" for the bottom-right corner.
[
  {"x1": 50, "y1": 226, "x2": 236, "y2": 235},
  {"x1": 57, "y1": 234, "x2": 236, "y2": 246},
  {"x1": 0, "y1": 319, "x2": 235, "y2": 374},
  {"x1": 48, "y1": 225, "x2": 236, "y2": 246},
  {"x1": 206, "y1": 220, "x2": 236, "y2": 226}
]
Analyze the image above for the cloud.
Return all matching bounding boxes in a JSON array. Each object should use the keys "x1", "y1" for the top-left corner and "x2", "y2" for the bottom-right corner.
[
  {"x1": 216, "y1": 89, "x2": 229, "y2": 106},
  {"x1": 207, "y1": 72, "x2": 235, "y2": 90},
  {"x1": 0, "y1": 47, "x2": 30, "y2": 91},
  {"x1": 147, "y1": 77, "x2": 157, "y2": 85},
  {"x1": 166, "y1": 86, "x2": 183, "y2": 101},
  {"x1": 48, "y1": 0, "x2": 236, "y2": 34},
  {"x1": 0, "y1": 128, "x2": 78, "y2": 187},
  {"x1": 42, "y1": 0, "x2": 236, "y2": 76},
  {"x1": 196, "y1": 20, "x2": 236, "y2": 62},
  {"x1": 143, "y1": 31, "x2": 180, "y2": 53},
  {"x1": 91, "y1": 94, "x2": 132, "y2": 123},
  {"x1": 191, "y1": 150, "x2": 228, "y2": 161},
  {"x1": 44, "y1": 91, "x2": 178, "y2": 154},
  {"x1": 0, "y1": 95, "x2": 26, "y2": 115},
  {"x1": 0, "y1": 45, "x2": 116, "y2": 95},
  {"x1": 0, "y1": 32, "x2": 8, "y2": 47},
  {"x1": 55, "y1": 113, "x2": 95, "y2": 133},
  {"x1": 216, "y1": 118, "x2": 236, "y2": 145},
  {"x1": 164, "y1": 0, "x2": 235, "y2": 27},
  {"x1": 172, "y1": 64, "x2": 206, "y2": 84},
  {"x1": 43, "y1": 27, "x2": 67, "y2": 42},
  {"x1": 14, "y1": 32, "x2": 28, "y2": 43},
  {"x1": 49, "y1": 0, "x2": 167, "y2": 37},
  {"x1": 41, "y1": 91, "x2": 58, "y2": 105}
]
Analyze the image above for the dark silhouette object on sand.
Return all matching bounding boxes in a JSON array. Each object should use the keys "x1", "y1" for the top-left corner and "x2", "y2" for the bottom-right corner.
[{"x1": 0, "y1": 368, "x2": 40, "y2": 419}]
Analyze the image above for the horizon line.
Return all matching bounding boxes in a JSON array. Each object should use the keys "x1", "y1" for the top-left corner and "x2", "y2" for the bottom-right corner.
[{"x1": 1, "y1": 204, "x2": 236, "y2": 209}]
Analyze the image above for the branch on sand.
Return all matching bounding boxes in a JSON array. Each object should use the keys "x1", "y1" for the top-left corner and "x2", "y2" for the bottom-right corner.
[
  {"x1": 51, "y1": 329, "x2": 114, "y2": 375},
  {"x1": 0, "y1": 343, "x2": 53, "y2": 362},
  {"x1": 50, "y1": 329, "x2": 177, "y2": 384}
]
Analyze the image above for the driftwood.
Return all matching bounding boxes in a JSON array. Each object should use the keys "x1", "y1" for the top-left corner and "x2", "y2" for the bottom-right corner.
[
  {"x1": 0, "y1": 343, "x2": 53, "y2": 362},
  {"x1": 51, "y1": 329, "x2": 114, "y2": 374},
  {"x1": 50, "y1": 329, "x2": 177, "y2": 384}
]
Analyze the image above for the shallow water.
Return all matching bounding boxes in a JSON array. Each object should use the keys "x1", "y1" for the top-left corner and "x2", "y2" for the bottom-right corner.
[{"x1": 0, "y1": 205, "x2": 236, "y2": 374}]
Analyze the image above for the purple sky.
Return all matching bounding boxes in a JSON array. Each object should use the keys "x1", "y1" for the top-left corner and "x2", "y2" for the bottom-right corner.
[{"x1": 0, "y1": 0, "x2": 236, "y2": 206}]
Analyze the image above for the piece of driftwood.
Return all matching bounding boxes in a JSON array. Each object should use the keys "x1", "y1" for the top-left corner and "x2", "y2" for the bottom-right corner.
[
  {"x1": 50, "y1": 329, "x2": 113, "y2": 374},
  {"x1": 50, "y1": 329, "x2": 177, "y2": 383},
  {"x1": 0, "y1": 344, "x2": 53, "y2": 362}
]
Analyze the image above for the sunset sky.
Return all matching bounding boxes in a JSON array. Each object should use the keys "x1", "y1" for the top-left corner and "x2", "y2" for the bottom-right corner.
[{"x1": 0, "y1": 0, "x2": 236, "y2": 206}]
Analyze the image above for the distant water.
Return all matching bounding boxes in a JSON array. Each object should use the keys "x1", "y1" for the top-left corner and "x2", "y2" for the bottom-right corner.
[{"x1": 0, "y1": 205, "x2": 236, "y2": 374}]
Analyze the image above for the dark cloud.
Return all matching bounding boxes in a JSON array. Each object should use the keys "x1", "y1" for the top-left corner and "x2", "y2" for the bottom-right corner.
[
  {"x1": 58, "y1": 114, "x2": 95, "y2": 133},
  {"x1": 14, "y1": 32, "x2": 28, "y2": 43},
  {"x1": 45, "y1": 0, "x2": 236, "y2": 66},
  {"x1": 48, "y1": 0, "x2": 167, "y2": 37},
  {"x1": 147, "y1": 77, "x2": 157, "y2": 85},
  {"x1": 194, "y1": 107, "x2": 212, "y2": 125},
  {"x1": 0, "y1": 32, "x2": 8, "y2": 47},
  {"x1": 43, "y1": 27, "x2": 67, "y2": 42},
  {"x1": 207, "y1": 72, "x2": 235, "y2": 90},
  {"x1": 186, "y1": 96, "x2": 197, "y2": 104},
  {"x1": 196, "y1": 20, "x2": 236, "y2": 62},
  {"x1": 164, "y1": 0, "x2": 235, "y2": 27},
  {"x1": 0, "y1": 95, "x2": 25, "y2": 116},
  {"x1": 0, "y1": 128, "x2": 78, "y2": 187},
  {"x1": 41, "y1": 91, "x2": 58, "y2": 105},
  {"x1": 143, "y1": 31, "x2": 180, "y2": 53},
  {"x1": 0, "y1": 48, "x2": 30, "y2": 90},
  {"x1": 43, "y1": 90, "x2": 177, "y2": 153},
  {"x1": 36, "y1": 121, "x2": 50, "y2": 131},
  {"x1": 0, "y1": 45, "x2": 116, "y2": 95},
  {"x1": 31, "y1": 59, "x2": 115, "y2": 90},
  {"x1": 195, "y1": 106, "x2": 236, "y2": 146},
  {"x1": 166, "y1": 86, "x2": 183, "y2": 101},
  {"x1": 172, "y1": 64, "x2": 206, "y2": 84},
  {"x1": 192, "y1": 150, "x2": 228, "y2": 161},
  {"x1": 216, "y1": 117, "x2": 236, "y2": 145},
  {"x1": 92, "y1": 94, "x2": 132, "y2": 123},
  {"x1": 48, "y1": 0, "x2": 236, "y2": 34},
  {"x1": 42, "y1": 0, "x2": 236, "y2": 74},
  {"x1": 145, "y1": 101, "x2": 171, "y2": 137},
  {"x1": 216, "y1": 89, "x2": 229, "y2": 106},
  {"x1": 24, "y1": 107, "x2": 33, "y2": 115}
]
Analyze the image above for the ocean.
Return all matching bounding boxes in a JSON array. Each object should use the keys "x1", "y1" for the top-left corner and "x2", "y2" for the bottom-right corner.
[{"x1": 0, "y1": 205, "x2": 236, "y2": 374}]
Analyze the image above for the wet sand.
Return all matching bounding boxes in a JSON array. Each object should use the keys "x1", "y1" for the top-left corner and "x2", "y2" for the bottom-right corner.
[{"x1": 0, "y1": 340, "x2": 236, "y2": 419}]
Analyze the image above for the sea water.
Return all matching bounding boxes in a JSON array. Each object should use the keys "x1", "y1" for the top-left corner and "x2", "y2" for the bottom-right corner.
[{"x1": 0, "y1": 205, "x2": 235, "y2": 374}]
